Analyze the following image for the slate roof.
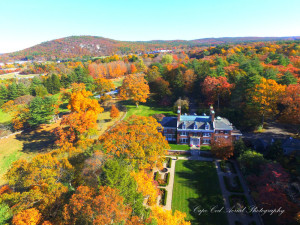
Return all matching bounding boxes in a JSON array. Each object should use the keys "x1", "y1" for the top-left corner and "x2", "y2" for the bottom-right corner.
[
  {"x1": 178, "y1": 121, "x2": 213, "y2": 130},
  {"x1": 159, "y1": 117, "x2": 177, "y2": 128},
  {"x1": 214, "y1": 117, "x2": 233, "y2": 130}
]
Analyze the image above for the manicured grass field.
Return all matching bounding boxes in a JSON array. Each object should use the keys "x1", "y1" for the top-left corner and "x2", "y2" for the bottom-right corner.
[
  {"x1": 111, "y1": 77, "x2": 124, "y2": 88},
  {"x1": 0, "y1": 109, "x2": 12, "y2": 124},
  {"x1": 172, "y1": 160, "x2": 228, "y2": 225},
  {"x1": 169, "y1": 144, "x2": 190, "y2": 150},
  {"x1": 121, "y1": 100, "x2": 176, "y2": 120}
]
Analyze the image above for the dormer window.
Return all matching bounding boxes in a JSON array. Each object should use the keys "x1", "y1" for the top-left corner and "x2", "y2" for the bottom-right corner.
[
  {"x1": 194, "y1": 124, "x2": 197, "y2": 130},
  {"x1": 205, "y1": 123, "x2": 209, "y2": 130},
  {"x1": 182, "y1": 123, "x2": 186, "y2": 129}
]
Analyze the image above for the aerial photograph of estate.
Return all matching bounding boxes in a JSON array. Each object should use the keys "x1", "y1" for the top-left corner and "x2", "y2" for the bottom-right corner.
[{"x1": 0, "y1": 0, "x2": 299, "y2": 224}]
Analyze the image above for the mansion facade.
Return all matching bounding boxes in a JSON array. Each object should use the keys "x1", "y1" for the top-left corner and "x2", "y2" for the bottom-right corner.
[{"x1": 160, "y1": 106, "x2": 242, "y2": 146}]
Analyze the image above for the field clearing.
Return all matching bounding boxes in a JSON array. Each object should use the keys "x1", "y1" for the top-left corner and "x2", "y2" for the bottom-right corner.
[
  {"x1": 0, "y1": 73, "x2": 42, "y2": 79},
  {"x1": 0, "y1": 122, "x2": 59, "y2": 185},
  {"x1": 0, "y1": 109, "x2": 11, "y2": 124},
  {"x1": 172, "y1": 160, "x2": 228, "y2": 225},
  {"x1": 97, "y1": 108, "x2": 125, "y2": 136},
  {"x1": 121, "y1": 100, "x2": 175, "y2": 120},
  {"x1": 111, "y1": 77, "x2": 124, "y2": 88}
]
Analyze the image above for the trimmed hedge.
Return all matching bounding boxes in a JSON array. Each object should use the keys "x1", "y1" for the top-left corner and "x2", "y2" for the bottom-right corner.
[
  {"x1": 200, "y1": 145, "x2": 211, "y2": 151},
  {"x1": 228, "y1": 161, "x2": 237, "y2": 173},
  {"x1": 159, "y1": 172, "x2": 170, "y2": 187},
  {"x1": 166, "y1": 157, "x2": 172, "y2": 168},
  {"x1": 223, "y1": 176, "x2": 243, "y2": 193},
  {"x1": 229, "y1": 194, "x2": 252, "y2": 215},
  {"x1": 154, "y1": 172, "x2": 159, "y2": 181},
  {"x1": 220, "y1": 161, "x2": 227, "y2": 172},
  {"x1": 159, "y1": 188, "x2": 168, "y2": 206}
]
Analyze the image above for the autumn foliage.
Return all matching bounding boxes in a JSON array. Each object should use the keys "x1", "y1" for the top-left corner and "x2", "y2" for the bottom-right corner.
[
  {"x1": 55, "y1": 83, "x2": 103, "y2": 152},
  {"x1": 131, "y1": 171, "x2": 159, "y2": 206},
  {"x1": 99, "y1": 115, "x2": 169, "y2": 169},
  {"x1": 151, "y1": 206, "x2": 191, "y2": 225},
  {"x1": 119, "y1": 74, "x2": 150, "y2": 107},
  {"x1": 110, "y1": 104, "x2": 120, "y2": 118},
  {"x1": 63, "y1": 186, "x2": 131, "y2": 225},
  {"x1": 12, "y1": 208, "x2": 41, "y2": 225},
  {"x1": 211, "y1": 137, "x2": 234, "y2": 160}
]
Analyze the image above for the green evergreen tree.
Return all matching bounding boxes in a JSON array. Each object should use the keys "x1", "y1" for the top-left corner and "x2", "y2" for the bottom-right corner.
[
  {"x1": 30, "y1": 77, "x2": 43, "y2": 96},
  {"x1": 51, "y1": 73, "x2": 61, "y2": 94},
  {"x1": 35, "y1": 85, "x2": 48, "y2": 97},
  {"x1": 27, "y1": 96, "x2": 56, "y2": 127},
  {"x1": 279, "y1": 72, "x2": 297, "y2": 85},
  {"x1": 7, "y1": 83, "x2": 19, "y2": 100},
  {"x1": 0, "y1": 85, "x2": 8, "y2": 105},
  {"x1": 100, "y1": 159, "x2": 148, "y2": 218},
  {"x1": 17, "y1": 83, "x2": 28, "y2": 96}
]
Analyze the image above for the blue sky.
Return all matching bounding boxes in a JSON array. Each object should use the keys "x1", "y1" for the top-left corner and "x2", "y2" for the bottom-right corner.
[{"x1": 0, "y1": 0, "x2": 299, "y2": 53}]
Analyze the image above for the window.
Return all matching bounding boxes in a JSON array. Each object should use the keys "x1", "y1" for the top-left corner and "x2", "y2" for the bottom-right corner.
[
  {"x1": 224, "y1": 130, "x2": 229, "y2": 134},
  {"x1": 182, "y1": 123, "x2": 186, "y2": 129},
  {"x1": 194, "y1": 124, "x2": 197, "y2": 130},
  {"x1": 180, "y1": 138, "x2": 188, "y2": 143},
  {"x1": 215, "y1": 130, "x2": 220, "y2": 134},
  {"x1": 203, "y1": 133, "x2": 211, "y2": 137},
  {"x1": 180, "y1": 131, "x2": 187, "y2": 136},
  {"x1": 166, "y1": 134, "x2": 175, "y2": 141},
  {"x1": 205, "y1": 123, "x2": 209, "y2": 130},
  {"x1": 236, "y1": 136, "x2": 240, "y2": 140},
  {"x1": 203, "y1": 139, "x2": 211, "y2": 144}
]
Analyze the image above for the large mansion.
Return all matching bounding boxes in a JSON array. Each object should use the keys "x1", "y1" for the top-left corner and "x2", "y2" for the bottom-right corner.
[{"x1": 160, "y1": 106, "x2": 242, "y2": 146}]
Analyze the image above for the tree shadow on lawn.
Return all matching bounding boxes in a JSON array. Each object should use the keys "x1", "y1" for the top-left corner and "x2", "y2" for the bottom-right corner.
[
  {"x1": 176, "y1": 160, "x2": 227, "y2": 225},
  {"x1": 16, "y1": 129, "x2": 56, "y2": 154}
]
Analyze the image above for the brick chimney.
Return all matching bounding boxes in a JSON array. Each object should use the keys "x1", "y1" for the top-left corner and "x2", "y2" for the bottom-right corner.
[
  {"x1": 177, "y1": 106, "x2": 181, "y2": 122},
  {"x1": 210, "y1": 105, "x2": 215, "y2": 122}
]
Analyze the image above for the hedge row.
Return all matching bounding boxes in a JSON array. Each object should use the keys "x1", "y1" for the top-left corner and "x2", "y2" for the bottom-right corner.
[
  {"x1": 159, "y1": 172, "x2": 170, "y2": 187},
  {"x1": 229, "y1": 194, "x2": 252, "y2": 215},
  {"x1": 159, "y1": 188, "x2": 168, "y2": 206},
  {"x1": 154, "y1": 172, "x2": 159, "y2": 181},
  {"x1": 223, "y1": 176, "x2": 243, "y2": 193},
  {"x1": 166, "y1": 157, "x2": 172, "y2": 168}
]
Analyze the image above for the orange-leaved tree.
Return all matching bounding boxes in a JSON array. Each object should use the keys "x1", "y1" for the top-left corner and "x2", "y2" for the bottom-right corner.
[
  {"x1": 94, "y1": 78, "x2": 115, "y2": 96},
  {"x1": 119, "y1": 74, "x2": 150, "y2": 107},
  {"x1": 55, "y1": 83, "x2": 103, "y2": 152},
  {"x1": 280, "y1": 84, "x2": 300, "y2": 126},
  {"x1": 110, "y1": 104, "x2": 120, "y2": 118},
  {"x1": 63, "y1": 186, "x2": 131, "y2": 225},
  {"x1": 151, "y1": 206, "x2": 191, "y2": 225},
  {"x1": 202, "y1": 76, "x2": 233, "y2": 108},
  {"x1": 211, "y1": 137, "x2": 234, "y2": 160},
  {"x1": 12, "y1": 208, "x2": 41, "y2": 225},
  {"x1": 251, "y1": 78, "x2": 285, "y2": 127},
  {"x1": 99, "y1": 115, "x2": 169, "y2": 169},
  {"x1": 131, "y1": 171, "x2": 159, "y2": 206}
]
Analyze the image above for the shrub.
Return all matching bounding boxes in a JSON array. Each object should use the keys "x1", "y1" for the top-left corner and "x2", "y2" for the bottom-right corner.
[
  {"x1": 166, "y1": 157, "x2": 172, "y2": 168},
  {"x1": 223, "y1": 176, "x2": 243, "y2": 193},
  {"x1": 154, "y1": 172, "x2": 159, "y2": 181},
  {"x1": 159, "y1": 173, "x2": 170, "y2": 187},
  {"x1": 159, "y1": 188, "x2": 168, "y2": 206},
  {"x1": 200, "y1": 145, "x2": 211, "y2": 151}
]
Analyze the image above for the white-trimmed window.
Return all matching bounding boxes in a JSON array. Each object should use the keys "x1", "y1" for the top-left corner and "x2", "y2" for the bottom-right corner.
[
  {"x1": 203, "y1": 133, "x2": 211, "y2": 137},
  {"x1": 203, "y1": 139, "x2": 211, "y2": 144},
  {"x1": 180, "y1": 138, "x2": 188, "y2": 143},
  {"x1": 224, "y1": 130, "x2": 229, "y2": 134},
  {"x1": 180, "y1": 131, "x2": 187, "y2": 136}
]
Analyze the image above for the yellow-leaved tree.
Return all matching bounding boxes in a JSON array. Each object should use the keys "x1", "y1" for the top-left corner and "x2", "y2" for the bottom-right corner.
[
  {"x1": 151, "y1": 206, "x2": 191, "y2": 225},
  {"x1": 119, "y1": 74, "x2": 150, "y2": 107},
  {"x1": 251, "y1": 78, "x2": 285, "y2": 127}
]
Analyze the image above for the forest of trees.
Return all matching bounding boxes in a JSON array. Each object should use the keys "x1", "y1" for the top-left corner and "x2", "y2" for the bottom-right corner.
[{"x1": 0, "y1": 40, "x2": 300, "y2": 224}]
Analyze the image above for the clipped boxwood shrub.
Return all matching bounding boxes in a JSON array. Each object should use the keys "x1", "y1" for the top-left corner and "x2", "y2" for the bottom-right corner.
[
  {"x1": 154, "y1": 172, "x2": 159, "y2": 181},
  {"x1": 223, "y1": 176, "x2": 243, "y2": 193},
  {"x1": 159, "y1": 188, "x2": 168, "y2": 206},
  {"x1": 167, "y1": 157, "x2": 172, "y2": 168}
]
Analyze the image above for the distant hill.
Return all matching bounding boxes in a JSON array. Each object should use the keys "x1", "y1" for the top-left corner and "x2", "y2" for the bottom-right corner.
[{"x1": 1, "y1": 35, "x2": 299, "y2": 61}]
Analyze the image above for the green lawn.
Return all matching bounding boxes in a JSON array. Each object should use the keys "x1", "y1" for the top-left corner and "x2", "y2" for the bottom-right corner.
[
  {"x1": 172, "y1": 160, "x2": 228, "y2": 225},
  {"x1": 0, "y1": 109, "x2": 11, "y2": 124},
  {"x1": 200, "y1": 146, "x2": 211, "y2": 151},
  {"x1": 112, "y1": 77, "x2": 124, "y2": 88},
  {"x1": 169, "y1": 144, "x2": 190, "y2": 150},
  {"x1": 121, "y1": 100, "x2": 176, "y2": 120}
]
